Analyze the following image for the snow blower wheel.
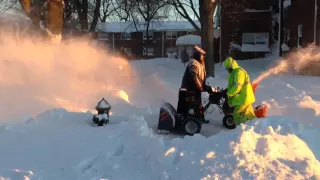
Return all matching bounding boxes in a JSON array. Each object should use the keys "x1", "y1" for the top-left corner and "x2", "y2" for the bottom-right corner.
[
  {"x1": 223, "y1": 115, "x2": 236, "y2": 129},
  {"x1": 182, "y1": 117, "x2": 201, "y2": 136}
]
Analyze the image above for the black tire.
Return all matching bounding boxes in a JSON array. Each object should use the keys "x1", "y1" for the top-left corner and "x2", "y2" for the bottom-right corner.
[
  {"x1": 223, "y1": 115, "x2": 236, "y2": 129},
  {"x1": 182, "y1": 117, "x2": 202, "y2": 136}
]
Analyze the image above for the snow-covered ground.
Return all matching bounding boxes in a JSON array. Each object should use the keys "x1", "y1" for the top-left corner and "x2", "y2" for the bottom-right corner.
[{"x1": 1, "y1": 51, "x2": 320, "y2": 179}]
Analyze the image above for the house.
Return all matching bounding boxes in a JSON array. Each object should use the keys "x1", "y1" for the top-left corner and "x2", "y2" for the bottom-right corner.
[
  {"x1": 219, "y1": 0, "x2": 274, "y2": 60},
  {"x1": 219, "y1": 0, "x2": 320, "y2": 60},
  {"x1": 275, "y1": 0, "x2": 319, "y2": 52},
  {"x1": 97, "y1": 21, "x2": 220, "y2": 60},
  {"x1": 0, "y1": 12, "x2": 32, "y2": 32},
  {"x1": 97, "y1": 1, "x2": 274, "y2": 61}
]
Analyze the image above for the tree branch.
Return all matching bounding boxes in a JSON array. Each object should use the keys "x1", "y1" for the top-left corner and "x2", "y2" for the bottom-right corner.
[{"x1": 171, "y1": 0, "x2": 200, "y2": 30}]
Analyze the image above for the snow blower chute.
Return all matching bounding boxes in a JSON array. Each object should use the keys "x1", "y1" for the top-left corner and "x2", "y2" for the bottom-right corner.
[{"x1": 252, "y1": 82, "x2": 268, "y2": 118}]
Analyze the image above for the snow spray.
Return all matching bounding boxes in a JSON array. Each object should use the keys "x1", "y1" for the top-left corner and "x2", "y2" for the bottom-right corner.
[
  {"x1": 253, "y1": 45, "x2": 320, "y2": 84},
  {"x1": 0, "y1": 25, "x2": 136, "y2": 121}
]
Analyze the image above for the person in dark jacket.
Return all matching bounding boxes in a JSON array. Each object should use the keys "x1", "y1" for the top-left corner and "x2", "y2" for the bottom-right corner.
[
  {"x1": 177, "y1": 45, "x2": 213, "y2": 123},
  {"x1": 119, "y1": 47, "x2": 129, "y2": 60}
]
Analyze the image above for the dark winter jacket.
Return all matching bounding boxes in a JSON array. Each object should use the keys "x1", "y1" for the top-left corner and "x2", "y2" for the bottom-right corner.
[
  {"x1": 119, "y1": 49, "x2": 129, "y2": 59},
  {"x1": 180, "y1": 59, "x2": 206, "y2": 93}
]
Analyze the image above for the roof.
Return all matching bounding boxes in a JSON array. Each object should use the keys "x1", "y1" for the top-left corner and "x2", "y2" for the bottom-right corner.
[
  {"x1": 101, "y1": 21, "x2": 202, "y2": 33},
  {"x1": 0, "y1": 11, "x2": 30, "y2": 24}
]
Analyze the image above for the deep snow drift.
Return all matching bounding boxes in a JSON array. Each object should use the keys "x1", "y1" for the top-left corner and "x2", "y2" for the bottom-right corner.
[{"x1": 1, "y1": 54, "x2": 320, "y2": 179}]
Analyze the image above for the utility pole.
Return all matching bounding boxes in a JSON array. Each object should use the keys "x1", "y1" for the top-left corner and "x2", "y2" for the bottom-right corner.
[
  {"x1": 314, "y1": 0, "x2": 317, "y2": 44},
  {"x1": 279, "y1": 0, "x2": 284, "y2": 56}
]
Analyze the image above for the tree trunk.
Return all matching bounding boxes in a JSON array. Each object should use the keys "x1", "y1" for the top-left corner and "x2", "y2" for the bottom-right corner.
[
  {"x1": 47, "y1": 0, "x2": 64, "y2": 35},
  {"x1": 199, "y1": 0, "x2": 215, "y2": 77},
  {"x1": 19, "y1": 0, "x2": 41, "y2": 29},
  {"x1": 144, "y1": 23, "x2": 150, "y2": 57},
  {"x1": 18, "y1": 0, "x2": 64, "y2": 39},
  {"x1": 18, "y1": 0, "x2": 32, "y2": 14},
  {"x1": 76, "y1": 0, "x2": 89, "y2": 31},
  {"x1": 89, "y1": 0, "x2": 101, "y2": 32}
]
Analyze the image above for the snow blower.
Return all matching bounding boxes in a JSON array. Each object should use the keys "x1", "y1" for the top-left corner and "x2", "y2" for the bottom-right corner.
[
  {"x1": 92, "y1": 98, "x2": 111, "y2": 126},
  {"x1": 222, "y1": 82, "x2": 268, "y2": 129},
  {"x1": 252, "y1": 82, "x2": 268, "y2": 118},
  {"x1": 157, "y1": 89, "x2": 204, "y2": 136},
  {"x1": 157, "y1": 83, "x2": 268, "y2": 134}
]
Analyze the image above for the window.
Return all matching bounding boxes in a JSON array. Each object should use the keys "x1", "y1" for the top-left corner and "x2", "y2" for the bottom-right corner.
[
  {"x1": 243, "y1": 34, "x2": 255, "y2": 45},
  {"x1": 298, "y1": 24, "x2": 303, "y2": 37},
  {"x1": 255, "y1": 34, "x2": 268, "y2": 44},
  {"x1": 241, "y1": 33, "x2": 269, "y2": 52},
  {"x1": 166, "y1": 47, "x2": 178, "y2": 58},
  {"x1": 166, "y1": 47, "x2": 177, "y2": 53},
  {"x1": 284, "y1": 29, "x2": 290, "y2": 44},
  {"x1": 143, "y1": 31, "x2": 153, "y2": 39},
  {"x1": 120, "y1": 32, "x2": 131, "y2": 40},
  {"x1": 124, "y1": 48, "x2": 132, "y2": 56},
  {"x1": 143, "y1": 47, "x2": 154, "y2": 56},
  {"x1": 166, "y1": 31, "x2": 177, "y2": 39},
  {"x1": 98, "y1": 32, "x2": 109, "y2": 40},
  {"x1": 298, "y1": 24, "x2": 303, "y2": 48},
  {"x1": 187, "y1": 31, "x2": 193, "y2": 35}
]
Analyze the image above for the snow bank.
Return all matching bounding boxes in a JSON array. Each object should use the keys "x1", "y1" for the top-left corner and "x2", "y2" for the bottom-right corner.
[
  {"x1": 1, "y1": 57, "x2": 320, "y2": 179},
  {"x1": 176, "y1": 35, "x2": 201, "y2": 46},
  {"x1": 5, "y1": 111, "x2": 317, "y2": 180}
]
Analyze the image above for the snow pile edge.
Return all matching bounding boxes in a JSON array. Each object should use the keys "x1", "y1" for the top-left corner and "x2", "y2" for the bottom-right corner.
[{"x1": 47, "y1": 113, "x2": 320, "y2": 180}]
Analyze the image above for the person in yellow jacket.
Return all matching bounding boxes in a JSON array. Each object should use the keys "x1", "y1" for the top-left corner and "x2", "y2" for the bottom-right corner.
[{"x1": 223, "y1": 57, "x2": 256, "y2": 125}]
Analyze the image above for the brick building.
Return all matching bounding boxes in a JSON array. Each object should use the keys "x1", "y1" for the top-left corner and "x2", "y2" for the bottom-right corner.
[
  {"x1": 219, "y1": 0, "x2": 274, "y2": 60},
  {"x1": 219, "y1": 0, "x2": 320, "y2": 60},
  {"x1": 97, "y1": 0, "x2": 275, "y2": 61},
  {"x1": 275, "y1": 0, "x2": 319, "y2": 52},
  {"x1": 97, "y1": 21, "x2": 220, "y2": 60}
]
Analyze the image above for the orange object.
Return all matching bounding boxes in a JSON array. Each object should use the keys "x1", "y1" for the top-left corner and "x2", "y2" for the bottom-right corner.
[
  {"x1": 254, "y1": 104, "x2": 268, "y2": 118},
  {"x1": 252, "y1": 82, "x2": 258, "y2": 94}
]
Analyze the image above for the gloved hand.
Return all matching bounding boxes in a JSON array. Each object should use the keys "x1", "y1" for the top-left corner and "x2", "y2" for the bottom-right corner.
[
  {"x1": 204, "y1": 85, "x2": 214, "y2": 93},
  {"x1": 221, "y1": 89, "x2": 228, "y2": 98}
]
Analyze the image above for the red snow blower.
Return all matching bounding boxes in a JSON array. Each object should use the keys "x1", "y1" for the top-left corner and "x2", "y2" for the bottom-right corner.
[{"x1": 252, "y1": 82, "x2": 268, "y2": 119}]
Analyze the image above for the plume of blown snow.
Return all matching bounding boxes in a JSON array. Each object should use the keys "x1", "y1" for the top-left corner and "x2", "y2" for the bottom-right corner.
[
  {"x1": 0, "y1": 29, "x2": 136, "y2": 121},
  {"x1": 253, "y1": 45, "x2": 320, "y2": 84},
  {"x1": 298, "y1": 95, "x2": 320, "y2": 115}
]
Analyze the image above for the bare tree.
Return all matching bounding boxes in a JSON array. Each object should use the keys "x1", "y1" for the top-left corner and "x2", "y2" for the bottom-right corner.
[
  {"x1": 66, "y1": 0, "x2": 119, "y2": 31},
  {"x1": 170, "y1": 0, "x2": 217, "y2": 77},
  {"x1": 132, "y1": 0, "x2": 170, "y2": 38},
  {"x1": 73, "y1": 0, "x2": 89, "y2": 30},
  {"x1": 89, "y1": 0, "x2": 101, "y2": 31},
  {"x1": 133, "y1": 0, "x2": 171, "y2": 56},
  {"x1": 99, "y1": 0, "x2": 115, "y2": 22},
  {"x1": 111, "y1": 0, "x2": 171, "y2": 56},
  {"x1": 111, "y1": 0, "x2": 131, "y2": 21},
  {"x1": 199, "y1": 0, "x2": 216, "y2": 77},
  {"x1": 16, "y1": 0, "x2": 64, "y2": 39},
  {"x1": 170, "y1": 0, "x2": 200, "y2": 30},
  {"x1": 0, "y1": 0, "x2": 18, "y2": 12}
]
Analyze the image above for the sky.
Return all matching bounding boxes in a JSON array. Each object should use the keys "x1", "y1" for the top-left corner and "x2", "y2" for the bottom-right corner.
[{"x1": 0, "y1": 0, "x2": 200, "y2": 22}]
